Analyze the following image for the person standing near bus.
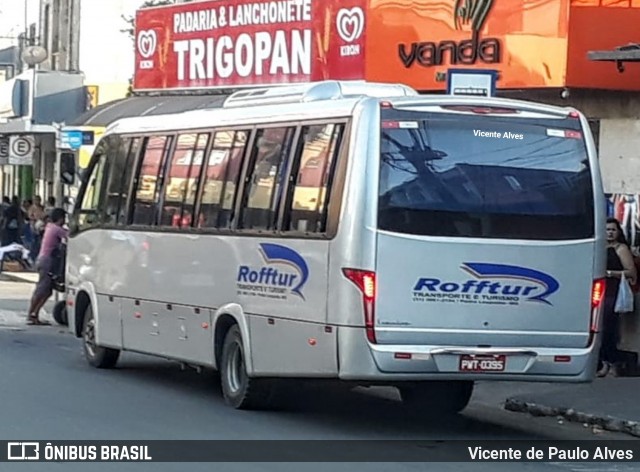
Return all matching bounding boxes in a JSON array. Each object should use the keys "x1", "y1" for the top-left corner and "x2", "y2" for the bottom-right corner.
[
  {"x1": 26, "y1": 208, "x2": 67, "y2": 326},
  {"x1": 598, "y1": 218, "x2": 637, "y2": 376},
  {"x1": 28, "y1": 196, "x2": 46, "y2": 259},
  {"x1": 2, "y1": 196, "x2": 23, "y2": 245}
]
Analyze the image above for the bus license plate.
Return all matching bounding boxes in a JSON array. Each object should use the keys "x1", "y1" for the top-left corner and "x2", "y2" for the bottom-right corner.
[{"x1": 459, "y1": 355, "x2": 506, "y2": 372}]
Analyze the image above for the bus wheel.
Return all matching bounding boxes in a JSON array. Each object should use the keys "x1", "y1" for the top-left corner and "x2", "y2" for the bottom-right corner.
[
  {"x1": 220, "y1": 325, "x2": 274, "y2": 410},
  {"x1": 399, "y1": 381, "x2": 474, "y2": 416},
  {"x1": 53, "y1": 301, "x2": 68, "y2": 326},
  {"x1": 82, "y1": 305, "x2": 120, "y2": 369}
]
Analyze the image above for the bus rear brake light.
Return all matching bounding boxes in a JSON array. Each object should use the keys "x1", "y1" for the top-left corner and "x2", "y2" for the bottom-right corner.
[
  {"x1": 591, "y1": 279, "x2": 605, "y2": 309},
  {"x1": 342, "y1": 268, "x2": 377, "y2": 343}
]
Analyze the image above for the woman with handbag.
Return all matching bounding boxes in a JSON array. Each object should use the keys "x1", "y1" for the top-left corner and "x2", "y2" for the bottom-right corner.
[{"x1": 598, "y1": 218, "x2": 638, "y2": 377}]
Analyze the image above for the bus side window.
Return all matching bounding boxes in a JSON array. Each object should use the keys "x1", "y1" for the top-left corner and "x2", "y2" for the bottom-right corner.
[
  {"x1": 102, "y1": 136, "x2": 133, "y2": 226},
  {"x1": 239, "y1": 127, "x2": 295, "y2": 231},
  {"x1": 132, "y1": 135, "x2": 171, "y2": 226},
  {"x1": 77, "y1": 150, "x2": 108, "y2": 230},
  {"x1": 117, "y1": 138, "x2": 141, "y2": 225},
  {"x1": 160, "y1": 133, "x2": 208, "y2": 229},
  {"x1": 283, "y1": 123, "x2": 344, "y2": 233},
  {"x1": 197, "y1": 130, "x2": 249, "y2": 230}
]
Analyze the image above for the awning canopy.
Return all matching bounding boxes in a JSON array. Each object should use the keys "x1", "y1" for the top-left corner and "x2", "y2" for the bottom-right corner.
[{"x1": 69, "y1": 94, "x2": 228, "y2": 127}]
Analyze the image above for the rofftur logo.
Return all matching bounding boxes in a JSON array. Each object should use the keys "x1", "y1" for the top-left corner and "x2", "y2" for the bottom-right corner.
[
  {"x1": 336, "y1": 7, "x2": 365, "y2": 43},
  {"x1": 137, "y1": 30, "x2": 157, "y2": 59}
]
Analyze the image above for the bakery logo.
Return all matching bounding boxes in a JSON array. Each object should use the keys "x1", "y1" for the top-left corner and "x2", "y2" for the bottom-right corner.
[
  {"x1": 399, "y1": 0, "x2": 502, "y2": 68},
  {"x1": 336, "y1": 7, "x2": 365, "y2": 57},
  {"x1": 137, "y1": 29, "x2": 157, "y2": 69}
]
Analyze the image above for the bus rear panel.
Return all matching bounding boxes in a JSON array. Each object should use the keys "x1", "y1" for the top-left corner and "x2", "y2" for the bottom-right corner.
[{"x1": 336, "y1": 101, "x2": 604, "y2": 383}]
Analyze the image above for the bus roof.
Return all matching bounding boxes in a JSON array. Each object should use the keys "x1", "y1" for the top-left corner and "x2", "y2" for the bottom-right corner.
[{"x1": 105, "y1": 81, "x2": 580, "y2": 136}]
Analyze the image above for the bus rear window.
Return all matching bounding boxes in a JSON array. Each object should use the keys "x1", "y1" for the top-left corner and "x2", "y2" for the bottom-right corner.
[{"x1": 378, "y1": 111, "x2": 595, "y2": 240}]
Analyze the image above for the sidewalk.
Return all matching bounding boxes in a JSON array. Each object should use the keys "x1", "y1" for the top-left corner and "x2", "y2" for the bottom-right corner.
[
  {"x1": 496, "y1": 378, "x2": 640, "y2": 437},
  {"x1": 0, "y1": 271, "x2": 39, "y2": 284}
]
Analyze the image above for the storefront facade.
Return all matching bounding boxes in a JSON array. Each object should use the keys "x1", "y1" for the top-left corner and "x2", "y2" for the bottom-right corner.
[{"x1": 0, "y1": 69, "x2": 86, "y2": 201}]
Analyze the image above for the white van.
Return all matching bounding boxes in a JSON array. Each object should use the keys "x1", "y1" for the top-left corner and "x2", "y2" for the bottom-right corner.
[{"x1": 66, "y1": 81, "x2": 606, "y2": 414}]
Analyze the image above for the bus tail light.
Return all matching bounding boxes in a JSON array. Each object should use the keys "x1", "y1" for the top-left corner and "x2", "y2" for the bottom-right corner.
[
  {"x1": 588, "y1": 279, "x2": 606, "y2": 344},
  {"x1": 342, "y1": 268, "x2": 377, "y2": 343},
  {"x1": 591, "y1": 279, "x2": 605, "y2": 310}
]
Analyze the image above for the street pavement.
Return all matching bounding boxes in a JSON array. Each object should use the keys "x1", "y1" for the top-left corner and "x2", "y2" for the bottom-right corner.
[{"x1": 0, "y1": 279, "x2": 636, "y2": 472}]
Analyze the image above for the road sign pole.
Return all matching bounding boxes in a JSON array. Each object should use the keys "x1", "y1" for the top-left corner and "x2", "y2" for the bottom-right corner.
[
  {"x1": 54, "y1": 149, "x2": 62, "y2": 208},
  {"x1": 53, "y1": 124, "x2": 63, "y2": 209}
]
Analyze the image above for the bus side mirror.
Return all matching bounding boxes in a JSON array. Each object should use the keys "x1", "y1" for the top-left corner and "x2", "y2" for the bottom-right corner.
[{"x1": 60, "y1": 152, "x2": 76, "y2": 185}]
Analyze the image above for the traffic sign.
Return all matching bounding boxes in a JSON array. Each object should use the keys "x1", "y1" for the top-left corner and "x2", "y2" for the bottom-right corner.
[
  {"x1": 60, "y1": 130, "x2": 83, "y2": 150},
  {"x1": 8, "y1": 135, "x2": 35, "y2": 165},
  {"x1": 446, "y1": 69, "x2": 498, "y2": 97},
  {"x1": 0, "y1": 138, "x2": 9, "y2": 165}
]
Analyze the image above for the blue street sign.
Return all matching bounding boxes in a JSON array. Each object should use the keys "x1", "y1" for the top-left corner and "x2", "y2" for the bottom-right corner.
[
  {"x1": 61, "y1": 130, "x2": 83, "y2": 150},
  {"x1": 82, "y1": 131, "x2": 95, "y2": 145}
]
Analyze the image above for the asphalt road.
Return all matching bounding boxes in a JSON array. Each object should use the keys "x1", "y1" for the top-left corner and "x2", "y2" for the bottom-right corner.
[{"x1": 0, "y1": 281, "x2": 635, "y2": 472}]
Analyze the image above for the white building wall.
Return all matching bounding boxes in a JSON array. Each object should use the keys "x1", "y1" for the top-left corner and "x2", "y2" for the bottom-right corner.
[
  {"x1": 38, "y1": 0, "x2": 147, "y2": 105},
  {"x1": 599, "y1": 119, "x2": 640, "y2": 194},
  {"x1": 0, "y1": 0, "x2": 40, "y2": 50}
]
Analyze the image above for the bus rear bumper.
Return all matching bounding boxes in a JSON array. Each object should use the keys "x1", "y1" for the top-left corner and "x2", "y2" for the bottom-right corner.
[{"x1": 337, "y1": 327, "x2": 599, "y2": 383}]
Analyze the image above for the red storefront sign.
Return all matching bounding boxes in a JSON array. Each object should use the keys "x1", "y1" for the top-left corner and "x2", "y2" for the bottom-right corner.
[{"x1": 134, "y1": 0, "x2": 367, "y2": 91}]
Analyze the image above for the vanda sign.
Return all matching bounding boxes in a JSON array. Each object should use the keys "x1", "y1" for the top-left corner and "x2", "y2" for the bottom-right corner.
[
  {"x1": 398, "y1": 0, "x2": 501, "y2": 68},
  {"x1": 133, "y1": 0, "x2": 367, "y2": 91}
]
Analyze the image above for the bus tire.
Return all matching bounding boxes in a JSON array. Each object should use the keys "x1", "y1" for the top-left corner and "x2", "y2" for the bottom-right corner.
[
  {"x1": 399, "y1": 381, "x2": 474, "y2": 416},
  {"x1": 220, "y1": 325, "x2": 273, "y2": 410},
  {"x1": 82, "y1": 304, "x2": 120, "y2": 369},
  {"x1": 53, "y1": 301, "x2": 68, "y2": 326}
]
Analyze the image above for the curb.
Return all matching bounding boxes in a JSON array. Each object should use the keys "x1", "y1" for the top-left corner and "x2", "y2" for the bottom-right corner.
[
  {"x1": 0, "y1": 273, "x2": 37, "y2": 284},
  {"x1": 505, "y1": 398, "x2": 640, "y2": 438}
]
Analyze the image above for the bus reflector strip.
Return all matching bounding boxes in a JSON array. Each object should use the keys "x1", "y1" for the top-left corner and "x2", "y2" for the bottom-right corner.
[
  {"x1": 554, "y1": 356, "x2": 571, "y2": 363},
  {"x1": 382, "y1": 121, "x2": 419, "y2": 129},
  {"x1": 394, "y1": 353, "x2": 412, "y2": 360}
]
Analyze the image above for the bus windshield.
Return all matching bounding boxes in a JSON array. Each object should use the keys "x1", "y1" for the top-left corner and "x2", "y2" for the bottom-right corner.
[{"x1": 378, "y1": 110, "x2": 595, "y2": 240}]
